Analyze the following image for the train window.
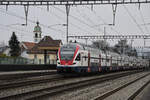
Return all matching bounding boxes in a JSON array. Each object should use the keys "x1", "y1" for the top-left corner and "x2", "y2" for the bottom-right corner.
[
  {"x1": 61, "y1": 44, "x2": 76, "y2": 51},
  {"x1": 60, "y1": 51, "x2": 74, "y2": 60},
  {"x1": 101, "y1": 58, "x2": 103, "y2": 62},
  {"x1": 84, "y1": 56, "x2": 86, "y2": 61},
  {"x1": 60, "y1": 44, "x2": 76, "y2": 60},
  {"x1": 75, "y1": 53, "x2": 81, "y2": 61},
  {"x1": 107, "y1": 59, "x2": 109, "y2": 62},
  {"x1": 79, "y1": 46, "x2": 84, "y2": 50},
  {"x1": 57, "y1": 56, "x2": 59, "y2": 61},
  {"x1": 83, "y1": 46, "x2": 85, "y2": 50}
]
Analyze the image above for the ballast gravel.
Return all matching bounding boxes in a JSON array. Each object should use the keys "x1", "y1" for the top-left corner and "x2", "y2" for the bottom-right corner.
[
  {"x1": 0, "y1": 74, "x2": 61, "y2": 86},
  {"x1": 104, "y1": 73, "x2": 150, "y2": 100},
  {"x1": 41, "y1": 71, "x2": 150, "y2": 100},
  {"x1": 0, "y1": 71, "x2": 133, "y2": 98}
]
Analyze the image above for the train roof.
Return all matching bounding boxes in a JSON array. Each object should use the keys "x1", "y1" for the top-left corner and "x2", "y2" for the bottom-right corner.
[{"x1": 64, "y1": 42, "x2": 144, "y2": 59}]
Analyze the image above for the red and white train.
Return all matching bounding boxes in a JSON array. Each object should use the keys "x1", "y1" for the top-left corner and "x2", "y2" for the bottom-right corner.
[{"x1": 57, "y1": 43, "x2": 149, "y2": 73}]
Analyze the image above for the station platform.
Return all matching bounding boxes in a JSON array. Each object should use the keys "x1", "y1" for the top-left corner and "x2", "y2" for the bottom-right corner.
[
  {"x1": 0, "y1": 70, "x2": 56, "y2": 80},
  {"x1": 0, "y1": 70, "x2": 56, "y2": 75}
]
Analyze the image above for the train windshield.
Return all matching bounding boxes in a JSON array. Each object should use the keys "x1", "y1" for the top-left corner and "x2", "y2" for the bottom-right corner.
[{"x1": 60, "y1": 44, "x2": 76, "y2": 60}]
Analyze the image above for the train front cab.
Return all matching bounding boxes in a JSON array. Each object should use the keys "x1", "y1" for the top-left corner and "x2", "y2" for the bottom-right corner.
[{"x1": 57, "y1": 43, "x2": 90, "y2": 73}]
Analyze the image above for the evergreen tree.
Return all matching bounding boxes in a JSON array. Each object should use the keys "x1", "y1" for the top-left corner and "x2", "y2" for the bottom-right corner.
[{"x1": 9, "y1": 32, "x2": 21, "y2": 57}]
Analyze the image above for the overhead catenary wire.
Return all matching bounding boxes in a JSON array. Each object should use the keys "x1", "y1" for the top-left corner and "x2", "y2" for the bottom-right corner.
[
  {"x1": 0, "y1": 8, "x2": 65, "y2": 34},
  {"x1": 0, "y1": 4, "x2": 149, "y2": 45},
  {"x1": 0, "y1": 24, "x2": 31, "y2": 34},
  {"x1": 0, "y1": 7, "x2": 69, "y2": 42},
  {"x1": 123, "y1": 5, "x2": 148, "y2": 48},
  {"x1": 0, "y1": 23, "x2": 61, "y2": 42},
  {"x1": 85, "y1": 5, "x2": 150, "y2": 48},
  {"x1": 139, "y1": 9, "x2": 149, "y2": 34},
  {"x1": 52, "y1": 6, "x2": 102, "y2": 33},
  {"x1": 76, "y1": 7, "x2": 96, "y2": 26},
  {"x1": 0, "y1": 25, "x2": 33, "y2": 40},
  {"x1": 36, "y1": 6, "x2": 92, "y2": 34},
  {"x1": 0, "y1": 6, "x2": 94, "y2": 37},
  {"x1": 123, "y1": 5, "x2": 145, "y2": 34},
  {"x1": 0, "y1": 6, "x2": 118, "y2": 37},
  {"x1": 0, "y1": 23, "x2": 61, "y2": 40},
  {"x1": 0, "y1": 6, "x2": 95, "y2": 43},
  {"x1": 85, "y1": 6, "x2": 121, "y2": 35},
  {"x1": 75, "y1": 6, "x2": 104, "y2": 34}
]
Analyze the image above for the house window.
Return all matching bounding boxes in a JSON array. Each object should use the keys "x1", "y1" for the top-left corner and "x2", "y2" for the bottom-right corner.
[
  {"x1": 106, "y1": 59, "x2": 109, "y2": 62},
  {"x1": 35, "y1": 33, "x2": 38, "y2": 38}
]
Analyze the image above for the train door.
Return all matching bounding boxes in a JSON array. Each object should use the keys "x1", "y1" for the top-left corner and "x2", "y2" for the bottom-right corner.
[
  {"x1": 106, "y1": 55, "x2": 110, "y2": 67},
  {"x1": 81, "y1": 51, "x2": 88, "y2": 67},
  {"x1": 101, "y1": 54, "x2": 105, "y2": 69},
  {"x1": 108, "y1": 55, "x2": 111, "y2": 67}
]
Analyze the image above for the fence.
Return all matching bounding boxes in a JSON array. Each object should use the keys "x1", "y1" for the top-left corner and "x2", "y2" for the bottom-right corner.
[
  {"x1": 0, "y1": 57, "x2": 29, "y2": 64},
  {"x1": 0, "y1": 57, "x2": 57, "y2": 65},
  {"x1": 29, "y1": 59, "x2": 57, "y2": 65}
]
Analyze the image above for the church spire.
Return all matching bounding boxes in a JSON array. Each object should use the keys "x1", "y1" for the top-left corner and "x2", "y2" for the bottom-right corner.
[
  {"x1": 36, "y1": 21, "x2": 39, "y2": 26},
  {"x1": 33, "y1": 21, "x2": 42, "y2": 43}
]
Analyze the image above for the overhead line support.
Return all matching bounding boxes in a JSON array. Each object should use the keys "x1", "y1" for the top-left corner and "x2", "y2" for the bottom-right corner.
[
  {"x1": 112, "y1": 4, "x2": 117, "y2": 25},
  {"x1": 66, "y1": 4, "x2": 70, "y2": 43},
  {"x1": 6, "y1": 5, "x2": 8, "y2": 11},
  {"x1": 68, "y1": 35, "x2": 150, "y2": 39},
  {"x1": 0, "y1": 0, "x2": 150, "y2": 5},
  {"x1": 47, "y1": 2, "x2": 50, "y2": 11},
  {"x1": 24, "y1": 5, "x2": 29, "y2": 26}
]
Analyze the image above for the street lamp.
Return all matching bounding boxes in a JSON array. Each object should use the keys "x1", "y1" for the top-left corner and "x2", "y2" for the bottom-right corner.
[
  {"x1": 48, "y1": 24, "x2": 67, "y2": 28},
  {"x1": 6, "y1": 23, "x2": 26, "y2": 27},
  {"x1": 92, "y1": 23, "x2": 114, "y2": 27},
  {"x1": 140, "y1": 23, "x2": 150, "y2": 26}
]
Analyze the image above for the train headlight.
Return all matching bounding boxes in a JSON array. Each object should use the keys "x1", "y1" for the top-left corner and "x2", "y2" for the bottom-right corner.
[{"x1": 73, "y1": 63, "x2": 76, "y2": 65}]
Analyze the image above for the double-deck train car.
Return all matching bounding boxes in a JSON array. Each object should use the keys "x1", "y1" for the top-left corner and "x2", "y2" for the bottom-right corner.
[{"x1": 57, "y1": 42, "x2": 149, "y2": 73}]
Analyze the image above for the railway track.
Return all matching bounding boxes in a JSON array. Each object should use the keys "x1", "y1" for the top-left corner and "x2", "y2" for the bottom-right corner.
[
  {"x1": 93, "y1": 71, "x2": 150, "y2": 100},
  {"x1": 128, "y1": 80, "x2": 150, "y2": 100},
  {"x1": 0, "y1": 74, "x2": 63, "y2": 90},
  {"x1": 0, "y1": 70, "x2": 145, "y2": 100}
]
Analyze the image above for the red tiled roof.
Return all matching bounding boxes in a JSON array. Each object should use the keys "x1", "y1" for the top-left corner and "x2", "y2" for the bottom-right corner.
[
  {"x1": 22, "y1": 42, "x2": 36, "y2": 50},
  {"x1": 37, "y1": 36, "x2": 61, "y2": 47},
  {"x1": 27, "y1": 36, "x2": 62, "y2": 54}
]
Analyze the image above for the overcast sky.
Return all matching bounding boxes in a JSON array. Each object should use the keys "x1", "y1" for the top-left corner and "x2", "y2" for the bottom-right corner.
[{"x1": 0, "y1": 3, "x2": 150, "y2": 47}]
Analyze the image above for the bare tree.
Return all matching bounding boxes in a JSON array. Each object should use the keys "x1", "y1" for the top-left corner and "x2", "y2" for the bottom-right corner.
[
  {"x1": 113, "y1": 39, "x2": 137, "y2": 57},
  {"x1": 92, "y1": 40, "x2": 109, "y2": 51}
]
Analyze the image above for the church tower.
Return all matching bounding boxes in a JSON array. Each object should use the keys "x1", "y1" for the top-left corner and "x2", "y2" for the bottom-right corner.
[{"x1": 33, "y1": 21, "x2": 42, "y2": 43}]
